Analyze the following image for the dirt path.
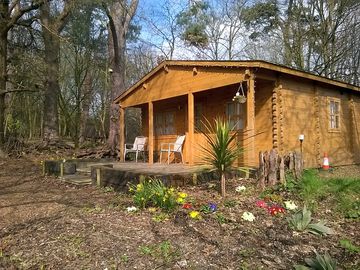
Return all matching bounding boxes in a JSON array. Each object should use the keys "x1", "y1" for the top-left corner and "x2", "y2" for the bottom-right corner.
[{"x1": 0, "y1": 158, "x2": 359, "y2": 269}]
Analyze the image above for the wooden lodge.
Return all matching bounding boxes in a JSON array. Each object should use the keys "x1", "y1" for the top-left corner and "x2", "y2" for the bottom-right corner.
[{"x1": 115, "y1": 60, "x2": 360, "y2": 168}]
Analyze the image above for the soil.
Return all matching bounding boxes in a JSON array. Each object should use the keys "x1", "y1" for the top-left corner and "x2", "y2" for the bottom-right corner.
[{"x1": 0, "y1": 157, "x2": 359, "y2": 270}]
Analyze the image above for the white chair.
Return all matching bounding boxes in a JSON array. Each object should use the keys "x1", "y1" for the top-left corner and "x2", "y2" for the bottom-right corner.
[
  {"x1": 160, "y1": 135, "x2": 186, "y2": 164},
  {"x1": 124, "y1": 136, "x2": 147, "y2": 162}
]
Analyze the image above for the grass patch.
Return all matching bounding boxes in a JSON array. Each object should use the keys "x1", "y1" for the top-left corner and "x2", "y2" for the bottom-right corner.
[
  {"x1": 139, "y1": 240, "x2": 179, "y2": 264},
  {"x1": 296, "y1": 169, "x2": 360, "y2": 217}
]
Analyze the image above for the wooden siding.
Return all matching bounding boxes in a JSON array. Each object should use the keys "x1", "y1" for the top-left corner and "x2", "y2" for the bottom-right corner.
[
  {"x1": 254, "y1": 80, "x2": 274, "y2": 165},
  {"x1": 138, "y1": 84, "x2": 253, "y2": 164},
  {"x1": 280, "y1": 75, "x2": 360, "y2": 167},
  {"x1": 121, "y1": 66, "x2": 247, "y2": 108}
]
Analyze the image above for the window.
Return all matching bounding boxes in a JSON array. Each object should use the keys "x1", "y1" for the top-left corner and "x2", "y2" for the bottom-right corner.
[
  {"x1": 329, "y1": 99, "x2": 340, "y2": 130},
  {"x1": 195, "y1": 103, "x2": 203, "y2": 131},
  {"x1": 226, "y1": 102, "x2": 244, "y2": 130},
  {"x1": 155, "y1": 111, "x2": 175, "y2": 135}
]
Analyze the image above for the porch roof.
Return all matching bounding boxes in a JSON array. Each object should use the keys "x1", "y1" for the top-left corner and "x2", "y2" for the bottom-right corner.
[{"x1": 114, "y1": 60, "x2": 360, "y2": 104}]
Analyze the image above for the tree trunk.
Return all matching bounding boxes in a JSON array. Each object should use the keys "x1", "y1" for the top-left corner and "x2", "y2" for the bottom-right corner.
[
  {"x1": 106, "y1": 0, "x2": 139, "y2": 155},
  {"x1": 0, "y1": 31, "x2": 6, "y2": 145},
  {"x1": 79, "y1": 73, "x2": 92, "y2": 144},
  {"x1": 221, "y1": 173, "x2": 226, "y2": 197},
  {"x1": 41, "y1": 5, "x2": 61, "y2": 141},
  {"x1": 0, "y1": 1, "x2": 8, "y2": 146}
]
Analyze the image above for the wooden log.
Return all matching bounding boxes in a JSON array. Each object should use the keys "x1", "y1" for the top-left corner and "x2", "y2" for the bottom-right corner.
[
  {"x1": 258, "y1": 151, "x2": 265, "y2": 190},
  {"x1": 289, "y1": 152, "x2": 295, "y2": 174},
  {"x1": 268, "y1": 149, "x2": 277, "y2": 186},
  {"x1": 279, "y1": 156, "x2": 285, "y2": 184},
  {"x1": 294, "y1": 151, "x2": 303, "y2": 179},
  {"x1": 263, "y1": 151, "x2": 269, "y2": 186}
]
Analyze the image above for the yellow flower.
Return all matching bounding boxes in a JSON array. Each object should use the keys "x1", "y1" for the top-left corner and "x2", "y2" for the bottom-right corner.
[
  {"x1": 178, "y1": 192, "x2": 187, "y2": 199},
  {"x1": 148, "y1": 207, "x2": 157, "y2": 213},
  {"x1": 176, "y1": 197, "x2": 184, "y2": 204},
  {"x1": 129, "y1": 187, "x2": 134, "y2": 192},
  {"x1": 136, "y1": 184, "x2": 143, "y2": 191},
  {"x1": 189, "y1": 211, "x2": 200, "y2": 219}
]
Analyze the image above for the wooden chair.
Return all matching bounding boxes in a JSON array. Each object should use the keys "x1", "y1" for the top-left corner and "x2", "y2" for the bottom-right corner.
[
  {"x1": 124, "y1": 136, "x2": 147, "y2": 162},
  {"x1": 160, "y1": 135, "x2": 186, "y2": 164}
]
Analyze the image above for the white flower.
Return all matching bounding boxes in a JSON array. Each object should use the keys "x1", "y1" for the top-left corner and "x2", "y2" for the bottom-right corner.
[
  {"x1": 284, "y1": 201, "x2": 298, "y2": 210},
  {"x1": 236, "y1": 185, "x2": 246, "y2": 192},
  {"x1": 126, "y1": 206, "x2": 138, "y2": 212},
  {"x1": 241, "y1": 211, "x2": 255, "y2": 222}
]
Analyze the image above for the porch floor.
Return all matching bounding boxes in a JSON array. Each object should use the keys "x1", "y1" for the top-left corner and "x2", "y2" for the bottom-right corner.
[{"x1": 112, "y1": 162, "x2": 209, "y2": 175}]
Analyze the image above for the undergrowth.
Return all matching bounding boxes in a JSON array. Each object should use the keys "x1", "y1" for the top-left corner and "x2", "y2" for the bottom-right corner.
[{"x1": 296, "y1": 170, "x2": 359, "y2": 217}]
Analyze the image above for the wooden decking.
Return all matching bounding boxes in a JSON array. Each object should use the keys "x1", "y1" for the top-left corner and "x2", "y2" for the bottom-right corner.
[
  {"x1": 112, "y1": 162, "x2": 209, "y2": 175},
  {"x1": 43, "y1": 159, "x2": 213, "y2": 189}
]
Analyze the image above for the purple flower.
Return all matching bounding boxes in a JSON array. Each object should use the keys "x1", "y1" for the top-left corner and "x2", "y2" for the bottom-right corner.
[{"x1": 208, "y1": 202, "x2": 217, "y2": 212}]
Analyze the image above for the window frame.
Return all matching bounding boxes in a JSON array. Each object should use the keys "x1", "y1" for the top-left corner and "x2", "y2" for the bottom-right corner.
[
  {"x1": 225, "y1": 102, "x2": 245, "y2": 130},
  {"x1": 154, "y1": 111, "x2": 176, "y2": 135},
  {"x1": 328, "y1": 97, "x2": 340, "y2": 132}
]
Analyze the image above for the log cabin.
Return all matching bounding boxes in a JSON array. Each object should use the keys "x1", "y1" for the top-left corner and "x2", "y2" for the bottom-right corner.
[{"x1": 114, "y1": 60, "x2": 360, "y2": 168}]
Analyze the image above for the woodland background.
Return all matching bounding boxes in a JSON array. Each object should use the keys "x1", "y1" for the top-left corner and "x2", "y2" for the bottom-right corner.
[{"x1": 0, "y1": 0, "x2": 359, "y2": 156}]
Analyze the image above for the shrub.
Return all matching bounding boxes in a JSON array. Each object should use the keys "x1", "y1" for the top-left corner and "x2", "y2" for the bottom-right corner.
[
  {"x1": 199, "y1": 117, "x2": 246, "y2": 197},
  {"x1": 129, "y1": 178, "x2": 177, "y2": 211},
  {"x1": 294, "y1": 252, "x2": 337, "y2": 270},
  {"x1": 339, "y1": 239, "x2": 360, "y2": 254},
  {"x1": 288, "y1": 206, "x2": 333, "y2": 236}
]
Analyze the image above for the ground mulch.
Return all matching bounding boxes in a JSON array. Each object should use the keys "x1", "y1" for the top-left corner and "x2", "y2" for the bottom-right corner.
[{"x1": 0, "y1": 157, "x2": 359, "y2": 269}]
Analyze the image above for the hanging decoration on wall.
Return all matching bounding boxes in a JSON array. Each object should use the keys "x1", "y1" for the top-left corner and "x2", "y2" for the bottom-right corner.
[{"x1": 232, "y1": 82, "x2": 247, "y2": 103}]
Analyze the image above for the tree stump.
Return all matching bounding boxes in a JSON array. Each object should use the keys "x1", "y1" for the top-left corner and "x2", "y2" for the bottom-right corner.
[{"x1": 268, "y1": 149, "x2": 277, "y2": 186}]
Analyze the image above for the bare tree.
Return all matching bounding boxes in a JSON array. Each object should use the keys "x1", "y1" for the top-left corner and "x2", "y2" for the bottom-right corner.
[
  {"x1": 0, "y1": 0, "x2": 41, "y2": 145},
  {"x1": 103, "y1": 0, "x2": 139, "y2": 154},
  {"x1": 40, "y1": 0, "x2": 75, "y2": 141}
]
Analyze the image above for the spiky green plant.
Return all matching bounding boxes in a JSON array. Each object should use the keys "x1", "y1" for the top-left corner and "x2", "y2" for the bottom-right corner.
[{"x1": 199, "y1": 117, "x2": 245, "y2": 197}]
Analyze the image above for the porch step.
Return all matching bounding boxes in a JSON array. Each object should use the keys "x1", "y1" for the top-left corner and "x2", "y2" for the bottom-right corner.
[{"x1": 63, "y1": 174, "x2": 92, "y2": 186}]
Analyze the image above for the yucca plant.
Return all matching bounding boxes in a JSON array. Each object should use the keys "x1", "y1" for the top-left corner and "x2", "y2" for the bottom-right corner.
[
  {"x1": 288, "y1": 206, "x2": 333, "y2": 236},
  {"x1": 199, "y1": 117, "x2": 245, "y2": 197}
]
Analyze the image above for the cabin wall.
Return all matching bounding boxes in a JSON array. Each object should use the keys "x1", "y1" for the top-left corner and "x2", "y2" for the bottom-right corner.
[
  {"x1": 121, "y1": 66, "x2": 247, "y2": 107},
  {"x1": 254, "y1": 81, "x2": 273, "y2": 165},
  {"x1": 280, "y1": 75, "x2": 360, "y2": 167}
]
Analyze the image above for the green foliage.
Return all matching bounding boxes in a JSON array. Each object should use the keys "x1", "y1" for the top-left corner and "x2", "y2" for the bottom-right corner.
[
  {"x1": 139, "y1": 241, "x2": 178, "y2": 263},
  {"x1": 298, "y1": 170, "x2": 327, "y2": 207},
  {"x1": 325, "y1": 178, "x2": 360, "y2": 219},
  {"x1": 200, "y1": 117, "x2": 244, "y2": 175},
  {"x1": 199, "y1": 117, "x2": 246, "y2": 196},
  {"x1": 224, "y1": 199, "x2": 237, "y2": 208},
  {"x1": 200, "y1": 204, "x2": 212, "y2": 214},
  {"x1": 339, "y1": 239, "x2": 360, "y2": 254},
  {"x1": 176, "y1": 1, "x2": 210, "y2": 48},
  {"x1": 215, "y1": 212, "x2": 227, "y2": 224},
  {"x1": 294, "y1": 170, "x2": 360, "y2": 218},
  {"x1": 129, "y1": 178, "x2": 177, "y2": 211},
  {"x1": 288, "y1": 206, "x2": 333, "y2": 236},
  {"x1": 242, "y1": 0, "x2": 279, "y2": 40},
  {"x1": 294, "y1": 252, "x2": 337, "y2": 270},
  {"x1": 152, "y1": 213, "x2": 170, "y2": 223}
]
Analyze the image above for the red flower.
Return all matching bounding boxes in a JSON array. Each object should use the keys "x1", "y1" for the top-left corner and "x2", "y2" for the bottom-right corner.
[
  {"x1": 267, "y1": 205, "x2": 286, "y2": 216},
  {"x1": 256, "y1": 200, "x2": 268, "y2": 209},
  {"x1": 182, "y1": 203, "x2": 192, "y2": 209}
]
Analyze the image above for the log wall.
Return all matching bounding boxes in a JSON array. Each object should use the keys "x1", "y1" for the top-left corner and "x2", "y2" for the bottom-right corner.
[{"x1": 279, "y1": 75, "x2": 360, "y2": 167}]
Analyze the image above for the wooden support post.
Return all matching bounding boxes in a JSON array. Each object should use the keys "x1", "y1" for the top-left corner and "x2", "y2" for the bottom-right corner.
[
  {"x1": 187, "y1": 92, "x2": 194, "y2": 165},
  {"x1": 119, "y1": 106, "x2": 125, "y2": 162},
  {"x1": 148, "y1": 101, "x2": 154, "y2": 164},
  {"x1": 246, "y1": 73, "x2": 256, "y2": 167}
]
